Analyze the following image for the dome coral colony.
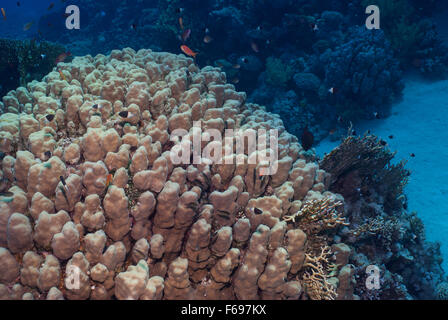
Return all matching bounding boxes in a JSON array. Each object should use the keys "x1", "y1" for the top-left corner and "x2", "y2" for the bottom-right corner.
[{"x1": 0, "y1": 48, "x2": 363, "y2": 300}]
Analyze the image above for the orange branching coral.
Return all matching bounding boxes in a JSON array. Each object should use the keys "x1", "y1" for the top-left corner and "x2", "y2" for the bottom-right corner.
[
  {"x1": 302, "y1": 246, "x2": 337, "y2": 300},
  {"x1": 283, "y1": 198, "x2": 348, "y2": 234}
]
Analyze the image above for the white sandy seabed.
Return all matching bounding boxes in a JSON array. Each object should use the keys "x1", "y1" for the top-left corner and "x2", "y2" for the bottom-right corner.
[{"x1": 316, "y1": 78, "x2": 448, "y2": 273}]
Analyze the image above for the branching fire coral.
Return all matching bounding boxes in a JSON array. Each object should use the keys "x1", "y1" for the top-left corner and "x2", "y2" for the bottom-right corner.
[
  {"x1": 283, "y1": 198, "x2": 348, "y2": 234},
  {"x1": 302, "y1": 246, "x2": 337, "y2": 300},
  {"x1": 349, "y1": 216, "x2": 404, "y2": 249}
]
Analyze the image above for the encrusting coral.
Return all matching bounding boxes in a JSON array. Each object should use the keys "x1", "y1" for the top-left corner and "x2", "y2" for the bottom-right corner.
[{"x1": 0, "y1": 47, "x2": 356, "y2": 300}]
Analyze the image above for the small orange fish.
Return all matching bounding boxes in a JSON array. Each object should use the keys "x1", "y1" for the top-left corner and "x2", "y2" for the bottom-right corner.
[
  {"x1": 106, "y1": 174, "x2": 113, "y2": 188},
  {"x1": 179, "y1": 17, "x2": 184, "y2": 30},
  {"x1": 1, "y1": 8, "x2": 6, "y2": 20},
  {"x1": 58, "y1": 69, "x2": 66, "y2": 81},
  {"x1": 23, "y1": 21, "x2": 34, "y2": 31},
  {"x1": 181, "y1": 28, "x2": 191, "y2": 42},
  {"x1": 55, "y1": 52, "x2": 71, "y2": 64},
  {"x1": 180, "y1": 45, "x2": 197, "y2": 58}
]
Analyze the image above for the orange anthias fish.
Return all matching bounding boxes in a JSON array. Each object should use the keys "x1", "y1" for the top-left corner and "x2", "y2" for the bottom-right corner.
[
  {"x1": 55, "y1": 52, "x2": 71, "y2": 64},
  {"x1": 180, "y1": 45, "x2": 197, "y2": 58},
  {"x1": 179, "y1": 17, "x2": 184, "y2": 30},
  {"x1": 23, "y1": 21, "x2": 34, "y2": 31},
  {"x1": 181, "y1": 28, "x2": 191, "y2": 42},
  {"x1": 1, "y1": 8, "x2": 6, "y2": 20},
  {"x1": 106, "y1": 174, "x2": 113, "y2": 188},
  {"x1": 58, "y1": 69, "x2": 66, "y2": 81}
]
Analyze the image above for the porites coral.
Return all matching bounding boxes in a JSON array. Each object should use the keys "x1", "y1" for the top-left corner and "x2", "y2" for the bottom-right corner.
[{"x1": 0, "y1": 47, "x2": 352, "y2": 300}]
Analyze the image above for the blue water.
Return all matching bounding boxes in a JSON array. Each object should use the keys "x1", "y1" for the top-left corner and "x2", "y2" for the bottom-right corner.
[{"x1": 0, "y1": 0, "x2": 61, "y2": 38}]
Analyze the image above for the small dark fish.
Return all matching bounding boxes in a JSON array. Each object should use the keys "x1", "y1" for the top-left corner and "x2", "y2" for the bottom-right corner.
[
  {"x1": 0, "y1": 191, "x2": 14, "y2": 197},
  {"x1": 373, "y1": 112, "x2": 380, "y2": 119},
  {"x1": 119, "y1": 111, "x2": 129, "y2": 118},
  {"x1": 410, "y1": 153, "x2": 416, "y2": 158},
  {"x1": 254, "y1": 208, "x2": 263, "y2": 215},
  {"x1": 351, "y1": 130, "x2": 357, "y2": 136},
  {"x1": 17, "y1": 2, "x2": 20, "y2": 7},
  {"x1": 379, "y1": 140, "x2": 387, "y2": 146},
  {"x1": 300, "y1": 127, "x2": 314, "y2": 151},
  {"x1": 59, "y1": 186, "x2": 69, "y2": 204},
  {"x1": 217, "y1": 213, "x2": 230, "y2": 220},
  {"x1": 92, "y1": 104, "x2": 98, "y2": 109},
  {"x1": 47, "y1": 3, "x2": 54, "y2": 10},
  {"x1": 242, "y1": 57, "x2": 249, "y2": 64},
  {"x1": 388, "y1": 135, "x2": 394, "y2": 139},
  {"x1": 176, "y1": 7, "x2": 184, "y2": 14},
  {"x1": 44, "y1": 151, "x2": 52, "y2": 159},
  {"x1": 45, "y1": 114, "x2": 55, "y2": 122},
  {"x1": 131, "y1": 23, "x2": 137, "y2": 30}
]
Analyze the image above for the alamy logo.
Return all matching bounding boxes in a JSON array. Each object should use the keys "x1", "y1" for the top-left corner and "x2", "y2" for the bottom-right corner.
[
  {"x1": 365, "y1": 5, "x2": 380, "y2": 29},
  {"x1": 170, "y1": 121, "x2": 279, "y2": 175},
  {"x1": 365, "y1": 265, "x2": 381, "y2": 290},
  {"x1": 65, "y1": 265, "x2": 81, "y2": 290},
  {"x1": 65, "y1": 5, "x2": 80, "y2": 30}
]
